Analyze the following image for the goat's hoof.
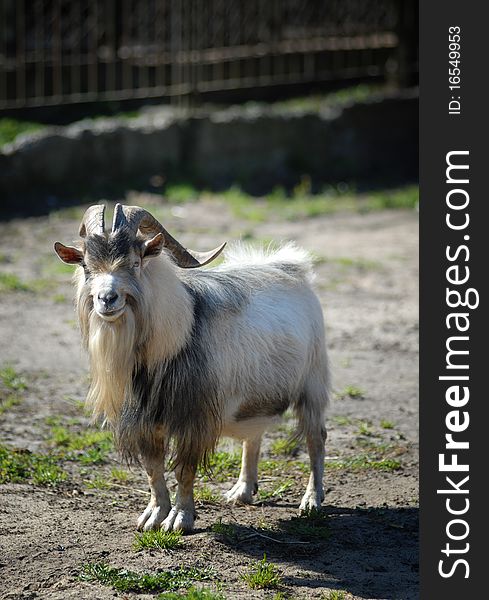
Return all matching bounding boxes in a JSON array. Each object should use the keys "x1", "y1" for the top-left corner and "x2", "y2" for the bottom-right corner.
[
  {"x1": 137, "y1": 504, "x2": 171, "y2": 531},
  {"x1": 225, "y1": 480, "x2": 255, "y2": 505},
  {"x1": 162, "y1": 507, "x2": 195, "y2": 533},
  {"x1": 299, "y1": 490, "x2": 324, "y2": 513}
]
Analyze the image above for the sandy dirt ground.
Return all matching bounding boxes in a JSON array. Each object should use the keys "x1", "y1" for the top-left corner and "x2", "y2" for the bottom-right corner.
[{"x1": 0, "y1": 196, "x2": 418, "y2": 600}]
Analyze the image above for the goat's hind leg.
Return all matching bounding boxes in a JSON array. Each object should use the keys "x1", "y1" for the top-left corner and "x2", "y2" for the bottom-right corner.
[
  {"x1": 297, "y1": 380, "x2": 329, "y2": 512},
  {"x1": 299, "y1": 424, "x2": 327, "y2": 512},
  {"x1": 225, "y1": 435, "x2": 262, "y2": 504},
  {"x1": 137, "y1": 452, "x2": 171, "y2": 531}
]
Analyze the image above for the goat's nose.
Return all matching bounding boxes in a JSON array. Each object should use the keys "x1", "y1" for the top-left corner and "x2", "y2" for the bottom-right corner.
[{"x1": 98, "y1": 290, "x2": 118, "y2": 305}]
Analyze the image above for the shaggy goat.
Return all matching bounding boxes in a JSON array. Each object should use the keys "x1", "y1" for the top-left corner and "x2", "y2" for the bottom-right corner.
[{"x1": 54, "y1": 204, "x2": 330, "y2": 532}]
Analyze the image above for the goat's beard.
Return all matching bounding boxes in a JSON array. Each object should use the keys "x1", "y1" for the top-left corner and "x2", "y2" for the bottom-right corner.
[{"x1": 86, "y1": 307, "x2": 137, "y2": 424}]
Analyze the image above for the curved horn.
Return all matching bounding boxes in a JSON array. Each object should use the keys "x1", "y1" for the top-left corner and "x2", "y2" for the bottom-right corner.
[
  {"x1": 79, "y1": 205, "x2": 105, "y2": 238},
  {"x1": 112, "y1": 204, "x2": 226, "y2": 268}
]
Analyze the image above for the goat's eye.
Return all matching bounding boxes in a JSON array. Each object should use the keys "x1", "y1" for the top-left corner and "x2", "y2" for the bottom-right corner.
[{"x1": 133, "y1": 261, "x2": 140, "y2": 269}]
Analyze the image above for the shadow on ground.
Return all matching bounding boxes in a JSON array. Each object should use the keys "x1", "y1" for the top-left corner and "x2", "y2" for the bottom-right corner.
[{"x1": 207, "y1": 505, "x2": 418, "y2": 599}]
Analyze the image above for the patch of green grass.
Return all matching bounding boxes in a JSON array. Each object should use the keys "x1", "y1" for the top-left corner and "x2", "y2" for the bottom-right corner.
[
  {"x1": 0, "y1": 395, "x2": 21, "y2": 414},
  {"x1": 0, "y1": 366, "x2": 27, "y2": 415},
  {"x1": 84, "y1": 474, "x2": 111, "y2": 490},
  {"x1": 336, "y1": 386, "x2": 365, "y2": 400},
  {"x1": 157, "y1": 587, "x2": 225, "y2": 600},
  {"x1": 257, "y1": 481, "x2": 293, "y2": 502},
  {"x1": 166, "y1": 183, "x2": 199, "y2": 204},
  {"x1": 280, "y1": 510, "x2": 330, "y2": 540},
  {"x1": 221, "y1": 186, "x2": 268, "y2": 222},
  {"x1": 327, "y1": 455, "x2": 401, "y2": 472},
  {"x1": 0, "y1": 273, "x2": 33, "y2": 293},
  {"x1": 357, "y1": 422, "x2": 374, "y2": 437},
  {"x1": 194, "y1": 484, "x2": 220, "y2": 504},
  {"x1": 210, "y1": 519, "x2": 239, "y2": 542},
  {"x1": 49, "y1": 425, "x2": 113, "y2": 464},
  {"x1": 271, "y1": 437, "x2": 300, "y2": 457},
  {"x1": 0, "y1": 117, "x2": 44, "y2": 146},
  {"x1": 380, "y1": 420, "x2": 395, "y2": 429},
  {"x1": 241, "y1": 555, "x2": 282, "y2": 590},
  {"x1": 365, "y1": 186, "x2": 418, "y2": 210},
  {"x1": 0, "y1": 366, "x2": 27, "y2": 392},
  {"x1": 271, "y1": 84, "x2": 383, "y2": 113},
  {"x1": 271, "y1": 593, "x2": 290, "y2": 600},
  {"x1": 79, "y1": 562, "x2": 216, "y2": 593},
  {"x1": 134, "y1": 529, "x2": 183, "y2": 552},
  {"x1": 257, "y1": 459, "x2": 282, "y2": 476},
  {"x1": 0, "y1": 445, "x2": 66, "y2": 486},
  {"x1": 200, "y1": 451, "x2": 241, "y2": 482},
  {"x1": 52, "y1": 293, "x2": 68, "y2": 303},
  {"x1": 322, "y1": 591, "x2": 347, "y2": 600},
  {"x1": 110, "y1": 467, "x2": 132, "y2": 483}
]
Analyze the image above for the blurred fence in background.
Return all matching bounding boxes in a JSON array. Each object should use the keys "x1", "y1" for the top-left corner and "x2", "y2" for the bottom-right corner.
[{"x1": 0, "y1": 0, "x2": 418, "y2": 111}]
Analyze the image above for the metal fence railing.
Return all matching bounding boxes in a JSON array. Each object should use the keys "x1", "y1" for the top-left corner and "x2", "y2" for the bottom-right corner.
[{"x1": 0, "y1": 0, "x2": 417, "y2": 110}]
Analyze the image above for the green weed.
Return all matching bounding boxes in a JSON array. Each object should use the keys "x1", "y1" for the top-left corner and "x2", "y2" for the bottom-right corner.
[
  {"x1": 327, "y1": 456, "x2": 401, "y2": 472},
  {"x1": 0, "y1": 445, "x2": 66, "y2": 486},
  {"x1": 380, "y1": 420, "x2": 395, "y2": 429},
  {"x1": 79, "y1": 562, "x2": 216, "y2": 593},
  {"x1": 357, "y1": 422, "x2": 374, "y2": 437},
  {"x1": 210, "y1": 519, "x2": 239, "y2": 542},
  {"x1": 336, "y1": 386, "x2": 365, "y2": 400},
  {"x1": 133, "y1": 529, "x2": 183, "y2": 551},
  {"x1": 0, "y1": 366, "x2": 26, "y2": 415},
  {"x1": 157, "y1": 587, "x2": 225, "y2": 600},
  {"x1": 322, "y1": 591, "x2": 347, "y2": 600},
  {"x1": 84, "y1": 475, "x2": 111, "y2": 490},
  {"x1": 194, "y1": 485, "x2": 220, "y2": 504},
  {"x1": 110, "y1": 467, "x2": 132, "y2": 483},
  {"x1": 257, "y1": 481, "x2": 293, "y2": 502},
  {"x1": 241, "y1": 555, "x2": 282, "y2": 590},
  {"x1": 49, "y1": 425, "x2": 113, "y2": 463},
  {"x1": 271, "y1": 437, "x2": 300, "y2": 457},
  {"x1": 0, "y1": 366, "x2": 27, "y2": 391},
  {"x1": 0, "y1": 395, "x2": 21, "y2": 414},
  {"x1": 281, "y1": 510, "x2": 330, "y2": 540},
  {"x1": 200, "y1": 451, "x2": 241, "y2": 482}
]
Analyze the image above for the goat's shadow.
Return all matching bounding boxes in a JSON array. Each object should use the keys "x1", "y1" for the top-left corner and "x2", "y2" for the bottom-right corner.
[{"x1": 199, "y1": 504, "x2": 418, "y2": 600}]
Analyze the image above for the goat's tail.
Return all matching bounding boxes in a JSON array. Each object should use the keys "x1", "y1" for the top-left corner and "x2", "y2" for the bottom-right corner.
[{"x1": 222, "y1": 241, "x2": 316, "y2": 282}]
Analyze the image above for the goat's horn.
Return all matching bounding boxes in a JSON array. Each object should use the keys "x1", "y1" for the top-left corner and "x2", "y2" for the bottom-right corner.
[
  {"x1": 79, "y1": 205, "x2": 105, "y2": 237},
  {"x1": 113, "y1": 204, "x2": 226, "y2": 268}
]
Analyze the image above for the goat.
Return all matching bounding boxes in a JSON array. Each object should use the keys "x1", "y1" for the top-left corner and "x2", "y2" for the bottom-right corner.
[{"x1": 54, "y1": 204, "x2": 330, "y2": 532}]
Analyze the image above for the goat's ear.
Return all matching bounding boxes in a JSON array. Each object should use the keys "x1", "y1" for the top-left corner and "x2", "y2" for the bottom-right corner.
[
  {"x1": 54, "y1": 242, "x2": 84, "y2": 265},
  {"x1": 142, "y1": 233, "x2": 165, "y2": 259}
]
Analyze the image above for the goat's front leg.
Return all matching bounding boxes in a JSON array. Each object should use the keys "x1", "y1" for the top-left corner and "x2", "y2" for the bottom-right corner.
[
  {"x1": 137, "y1": 453, "x2": 171, "y2": 531},
  {"x1": 162, "y1": 463, "x2": 197, "y2": 533},
  {"x1": 225, "y1": 435, "x2": 262, "y2": 504}
]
